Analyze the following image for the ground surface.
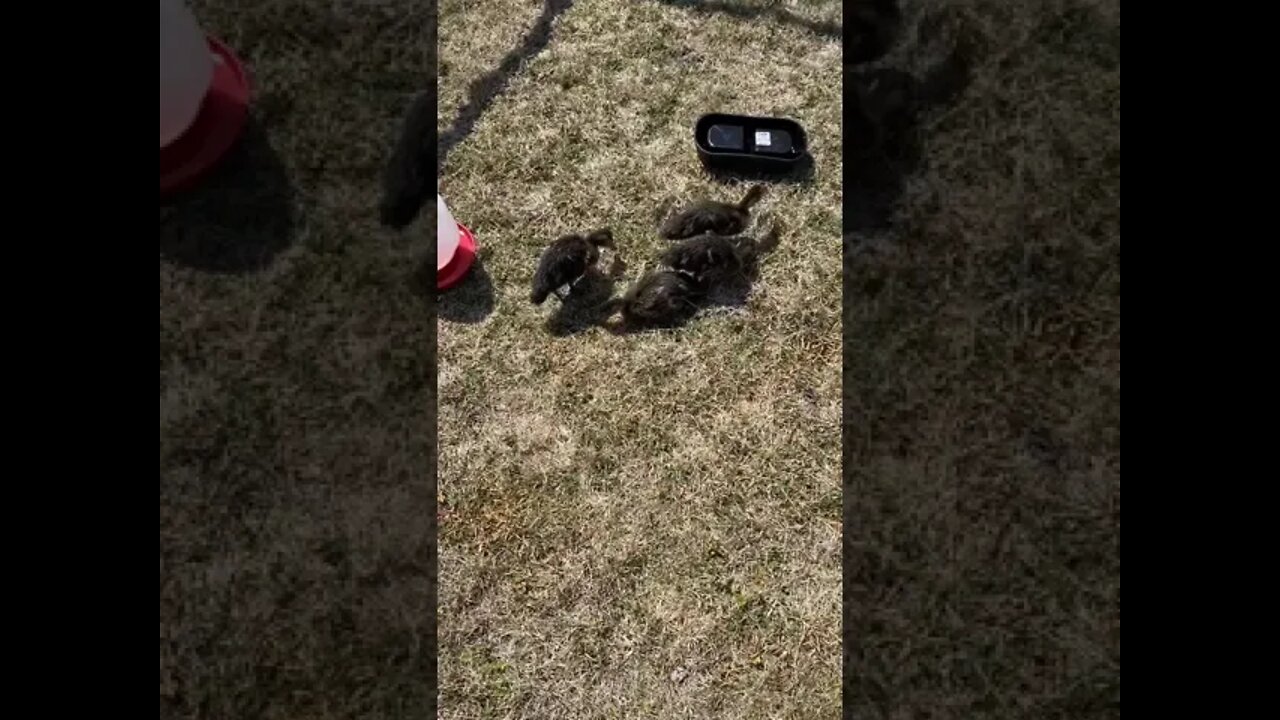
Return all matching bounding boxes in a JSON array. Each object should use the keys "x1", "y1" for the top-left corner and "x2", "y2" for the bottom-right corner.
[
  {"x1": 437, "y1": 1, "x2": 842, "y2": 719},
  {"x1": 842, "y1": 1, "x2": 1120, "y2": 718},
  {"x1": 160, "y1": 2, "x2": 434, "y2": 719},
  {"x1": 159, "y1": 0, "x2": 1118, "y2": 718}
]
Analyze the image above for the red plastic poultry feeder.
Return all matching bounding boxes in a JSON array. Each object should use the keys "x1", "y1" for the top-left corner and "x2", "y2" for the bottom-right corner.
[
  {"x1": 437, "y1": 194, "x2": 478, "y2": 291},
  {"x1": 160, "y1": 0, "x2": 250, "y2": 196}
]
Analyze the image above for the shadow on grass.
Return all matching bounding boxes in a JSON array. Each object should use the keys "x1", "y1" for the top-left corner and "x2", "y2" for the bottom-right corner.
[
  {"x1": 844, "y1": 40, "x2": 974, "y2": 235},
  {"x1": 545, "y1": 265, "x2": 624, "y2": 336},
  {"x1": 652, "y1": 0, "x2": 841, "y2": 40},
  {"x1": 845, "y1": 0, "x2": 902, "y2": 66},
  {"x1": 701, "y1": 258, "x2": 762, "y2": 311},
  {"x1": 159, "y1": 121, "x2": 295, "y2": 273},
  {"x1": 432, "y1": 255, "x2": 497, "y2": 324},
  {"x1": 438, "y1": 0, "x2": 575, "y2": 174}
]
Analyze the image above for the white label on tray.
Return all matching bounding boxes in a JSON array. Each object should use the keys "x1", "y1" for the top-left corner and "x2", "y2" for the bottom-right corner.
[{"x1": 755, "y1": 131, "x2": 772, "y2": 147}]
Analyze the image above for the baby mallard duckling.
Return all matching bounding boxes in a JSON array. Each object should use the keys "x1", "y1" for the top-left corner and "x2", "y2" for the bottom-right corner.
[
  {"x1": 659, "y1": 185, "x2": 766, "y2": 240},
  {"x1": 530, "y1": 229, "x2": 615, "y2": 304},
  {"x1": 660, "y1": 225, "x2": 781, "y2": 287}
]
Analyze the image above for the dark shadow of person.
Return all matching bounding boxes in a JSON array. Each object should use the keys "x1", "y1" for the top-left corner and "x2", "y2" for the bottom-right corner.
[
  {"x1": 438, "y1": 0, "x2": 575, "y2": 174},
  {"x1": 159, "y1": 121, "x2": 295, "y2": 273}
]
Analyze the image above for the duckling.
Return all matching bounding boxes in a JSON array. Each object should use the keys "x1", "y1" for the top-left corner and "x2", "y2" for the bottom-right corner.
[
  {"x1": 530, "y1": 229, "x2": 615, "y2": 304},
  {"x1": 659, "y1": 185, "x2": 766, "y2": 240},
  {"x1": 661, "y1": 234, "x2": 742, "y2": 286},
  {"x1": 610, "y1": 269, "x2": 704, "y2": 331},
  {"x1": 660, "y1": 225, "x2": 781, "y2": 287}
]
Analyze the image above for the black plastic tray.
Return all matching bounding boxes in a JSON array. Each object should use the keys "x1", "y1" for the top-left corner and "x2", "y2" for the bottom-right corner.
[{"x1": 695, "y1": 113, "x2": 809, "y2": 175}]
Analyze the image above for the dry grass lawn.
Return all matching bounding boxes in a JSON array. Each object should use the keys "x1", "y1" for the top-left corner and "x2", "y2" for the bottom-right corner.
[
  {"x1": 160, "y1": 2, "x2": 434, "y2": 718},
  {"x1": 437, "y1": 1, "x2": 842, "y2": 718},
  {"x1": 843, "y1": 1, "x2": 1120, "y2": 717},
  {"x1": 159, "y1": 0, "x2": 1117, "y2": 717}
]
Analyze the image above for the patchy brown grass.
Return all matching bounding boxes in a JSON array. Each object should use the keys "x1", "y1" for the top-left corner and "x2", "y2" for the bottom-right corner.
[
  {"x1": 437, "y1": 0, "x2": 842, "y2": 718},
  {"x1": 843, "y1": 0, "x2": 1120, "y2": 717},
  {"x1": 160, "y1": 2, "x2": 434, "y2": 718},
  {"x1": 158, "y1": 0, "x2": 1118, "y2": 716}
]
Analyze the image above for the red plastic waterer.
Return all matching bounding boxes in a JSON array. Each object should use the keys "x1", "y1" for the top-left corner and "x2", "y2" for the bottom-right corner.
[
  {"x1": 160, "y1": 0, "x2": 250, "y2": 196},
  {"x1": 437, "y1": 194, "x2": 478, "y2": 291}
]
